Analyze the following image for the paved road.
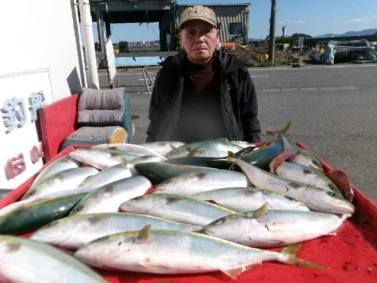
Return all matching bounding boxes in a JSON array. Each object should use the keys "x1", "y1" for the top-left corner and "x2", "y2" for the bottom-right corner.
[{"x1": 100, "y1": 63, "x2": 377, "y2": 204}]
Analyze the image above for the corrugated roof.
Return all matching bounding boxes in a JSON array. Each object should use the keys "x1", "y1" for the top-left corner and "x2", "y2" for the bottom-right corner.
[{"x1": 177, "y1": 0, "x2": 250, "y2": 6}]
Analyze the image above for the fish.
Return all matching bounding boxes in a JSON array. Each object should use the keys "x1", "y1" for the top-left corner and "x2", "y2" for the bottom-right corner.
[
  {"x1": 93, "y1": 143, "x2": 167, "y2": 160},
  {"x1": 198, "y1": 204, "x2": 348, "y2": 248},
  {"x1": 0, "y1": 235, "x2": 108, "y2": 283},
  {"x1": 164, "y1": 145, "x2": 258, "y2": 169},
  {"x1": 152, "y1": 170, "x2": 248, "y2": 195},
  {"x1": 21, "y1": 167, "x2": 99, "y2": 200},
  {"x1": 189, "y1": 187, "x2": 309, "y2": 212},
  {"x1": 68, "y1": 147, "x2": 145, "y2": 170},
  {"x1": 119, "y1": 193, "x2": 236, "y2": 226},
  {"x1": 29, "y1": 155, "x2": 81, "y2": 190},
  {"x1": 229, "y1": 158, "x2": 355, "y2": 215},
  {"x1": 205, "y1": 121, "x2": 292, "y2": 169},
  {"x1": 269, "y1": 151, "x2": 343, "y2": 197},
  {"x1": 74, "y1": 225, "x2": 324, "y2": 276},
  {"x1": 70, "y1": 176, "x2": 151, "y2": 215},
  {"x1": 0, "y1": 187, "x2": 93, "y2": 235},
  {"x1": 30, "y1": 212, "x2": 202, "y2": 250},
  {"x1": 139, "y1": 141, "x2": 186, "y2": 156},
  {"x1": 165, "y1": 138, "x2": 243, "y2": 159},
  {"x1": 281, "y1": 135, "x2": 324, "y2": 171},
  {"x1": 206, "y1": 134, "x2": 285, "y2": 170},
  {"x1": 325, "y1": 169, "x2": 354, "y2": 202},
  {"x1": 228, "y1": 140, "x2": 258, "y2": 149},
  {"x1": 164, "y1": 156, "x2": 230, "y2": 169},
  {"x1": 77, "y1": 162, "x2": 134, "y2": 189},
  {"x1": 134, "y1": 162, "x2": 221, "y2": 185}
]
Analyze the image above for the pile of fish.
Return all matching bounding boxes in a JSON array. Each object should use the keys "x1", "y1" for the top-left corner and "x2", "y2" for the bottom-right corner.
[{"x1": 0, "y1": 132, "x2": 355, "y2": 282}]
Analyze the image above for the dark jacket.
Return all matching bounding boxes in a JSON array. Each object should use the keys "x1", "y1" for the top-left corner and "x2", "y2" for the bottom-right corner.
[{"x1": 146, "y1": 50, "x2": 261, "y2": 143}]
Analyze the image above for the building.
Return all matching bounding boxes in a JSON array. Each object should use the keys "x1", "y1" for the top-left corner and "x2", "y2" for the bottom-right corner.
[
  {"x1": 90, "y1": 0, "x2": 251, "y2": 51},
  {"x1": 176, "y1": 1, "x2": 250, "y2": 44}
]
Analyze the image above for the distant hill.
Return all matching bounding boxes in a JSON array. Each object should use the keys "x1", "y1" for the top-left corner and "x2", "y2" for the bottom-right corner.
[
  {"x1": 249, "y1": 28, "x2": 377, "y2": 41},
  {"x1": 316, "y1": 28, "x2": 377, "y2": 38}
]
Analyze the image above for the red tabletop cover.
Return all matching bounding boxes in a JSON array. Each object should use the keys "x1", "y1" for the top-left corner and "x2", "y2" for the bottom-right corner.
[{"x1": 1, "y1": 144, "x2": 376, "y2": 283}]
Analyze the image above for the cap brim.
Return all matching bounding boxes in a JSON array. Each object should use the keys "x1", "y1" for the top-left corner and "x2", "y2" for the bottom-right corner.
[{"x1": 180, "y1": 19, "x2": 217, "y2": 29}]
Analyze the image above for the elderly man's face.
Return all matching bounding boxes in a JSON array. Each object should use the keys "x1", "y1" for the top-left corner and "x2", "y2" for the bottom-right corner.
[{"x1": 180, "y1": 20, "x2": 220, "y2": 65}]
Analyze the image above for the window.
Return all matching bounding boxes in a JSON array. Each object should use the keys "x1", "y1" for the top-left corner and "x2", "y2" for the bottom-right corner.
[{"x1": 229, "y1": 23, "x2": 242, "y2": 36}]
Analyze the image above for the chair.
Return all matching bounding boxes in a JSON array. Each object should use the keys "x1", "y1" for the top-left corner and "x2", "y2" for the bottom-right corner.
[{"x1": 38, "y1": 87, "x2": 133, "y2": 162}]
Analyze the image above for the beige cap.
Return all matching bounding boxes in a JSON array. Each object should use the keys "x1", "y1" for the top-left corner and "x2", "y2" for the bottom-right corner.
[{"x1": 179, "y1": 5, "x2": 217, "y2": 29}]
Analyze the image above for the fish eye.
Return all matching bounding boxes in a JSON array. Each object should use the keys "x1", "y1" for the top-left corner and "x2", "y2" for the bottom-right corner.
[
  {"x1": 327, "y1": 191, "x2": 337, "y2": 198},
  {"x1": 74, "y1": 206, "x2": 83, "y2": 212},
  {"x1": 214, "y1": 218, "x2": 226, "y2": 225}
]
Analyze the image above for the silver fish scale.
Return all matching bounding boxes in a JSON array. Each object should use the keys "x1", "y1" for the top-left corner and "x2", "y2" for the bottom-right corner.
[
  {"x1": 74, "y1": 229, "x2": 290, "y2": 274},
  {"x1": 165, "y1": 139, "x2": 243, "y2": 159}
]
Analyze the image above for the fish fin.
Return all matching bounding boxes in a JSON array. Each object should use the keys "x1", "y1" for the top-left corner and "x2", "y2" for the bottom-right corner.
[
  {"x1": 139, "y1": 262, "x2": 175, "y2": 273},
  {"x1": 252, "y1": 203, "x2": 270, "y2": 220},
  {"x1": 227, "y1": 151, "x2": 237, "y2": 158},
  {"x1": 120, "y1": 157, "x2": 128, "y2": 167},
  {"x1": 187, "y1": 146, "x2": 202, "y2": 157},
  {"x1": 136, "y1": 225, "x2": 152, "y2": 242},
  {"x1": 279, "y1": 243, "x2": 327, "y2": 269},
  {"x1": 168, "y1": 144, "x2": 177, "y2": 152},
  {"x1": 281, "y1": 134, "x2": 299, "y2": 153},
  {"x1": 220, "y1": 264, "x2": 259, "y2": 279},
  {"x1": 265, "y1": 121, "x2": 291, "y2": 136}
]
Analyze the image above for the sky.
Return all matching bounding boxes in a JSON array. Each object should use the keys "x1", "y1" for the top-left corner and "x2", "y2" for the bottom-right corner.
[{"x1": 94, "y1": 0, "x2": 377, "y2": 42}]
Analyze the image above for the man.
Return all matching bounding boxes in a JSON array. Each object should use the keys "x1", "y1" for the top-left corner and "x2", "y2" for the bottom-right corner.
[{"x1": 146, "y1": 5, "x2": 261, "y2": 143}]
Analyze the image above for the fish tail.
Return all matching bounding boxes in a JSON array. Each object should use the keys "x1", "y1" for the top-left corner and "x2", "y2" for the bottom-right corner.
[
  {"x1": 265, "y1": 120, "x2": 291, "y2": 136},
  {"x1": 279, "y1": 243, "x2": 327, "y2": 269}
]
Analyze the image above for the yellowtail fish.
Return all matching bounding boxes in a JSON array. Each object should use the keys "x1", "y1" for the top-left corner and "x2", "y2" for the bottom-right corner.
[
  {"x1": 139, "y1": 141, "x2": 186, "y2": 156},
  {"x1": 0, "y1": 235, "x2": 108, "y2": 283},
  {"x1": 68, "y1": 147, "x2": 145, "y2": 170},
  {"x1": 134, "y1": 162, "x2": 221, "y2": 185},
  {"x1": 198, "y1": 203, "x2": 349, "y2": 247},
  {"x1": 0, "y1": 187, "x2": 94, "y2": 235},
  {"x1": 229, "y1": 158, "x2": 354, "y2": 215},
  {"x1": 152, "y1": 170, "x2": 248, "y2": 195},
  {"x1": 269, "y1": 151, "x2": 343, "y2": 197},
  {"x1": 93, "y1": 143, "x2": 167, "y2": 160},
  {"x1": 74, "y1": 225, "x2": 324, "y2": 277},
  {"x1": 119, "y1": 193, "x2": 236, "y2": 226},
  {"x1": 29, "y1": 155, "x2": 81, "y2": 190},
  {"x1": 70, "y1": 176, "x2": 151, "y2": 215},
  {"x1": 165, "y1": 138, "x2": 243, "y2": 159},
  {"x1": 190, "y1": 187, "x2": 309, "y2": 212},
  {"x1": 21, "y1": 167, "x2": 98, "y2": 200},
  {"x1": 30, "y1": 213, "x2": 202, "y2": 250}
]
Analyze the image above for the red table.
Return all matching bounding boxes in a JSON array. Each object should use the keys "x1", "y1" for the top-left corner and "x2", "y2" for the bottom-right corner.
[{"x1": 1, "y1": 144, "x2": 376, "y2": 283}]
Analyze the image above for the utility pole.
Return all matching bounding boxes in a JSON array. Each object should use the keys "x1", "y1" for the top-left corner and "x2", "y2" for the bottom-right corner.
[{"x1": 268, "y1": 0, "x2": 277, "y2": 62}]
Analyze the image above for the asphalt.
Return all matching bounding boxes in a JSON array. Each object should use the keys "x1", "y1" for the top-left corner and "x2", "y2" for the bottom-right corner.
[{"x1": 122, "y1": 62, "x2": 377, "y2": 205}]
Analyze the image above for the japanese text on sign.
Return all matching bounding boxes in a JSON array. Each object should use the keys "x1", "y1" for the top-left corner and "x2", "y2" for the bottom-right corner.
[{"x1": 1, "y1": 91, "x2": 45, "y2": 134}]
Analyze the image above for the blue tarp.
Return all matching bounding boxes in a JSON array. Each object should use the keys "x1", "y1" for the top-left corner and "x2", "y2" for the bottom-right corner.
[{"x1": 115, "y1": 56, "x2": 165, "y2": 67}]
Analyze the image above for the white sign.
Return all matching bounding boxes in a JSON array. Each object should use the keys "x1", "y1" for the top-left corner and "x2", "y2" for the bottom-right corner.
[
  {"x1": 0, "y1": 69, "x2": 53, "y2": 189},
  {"x1": 105, "y1": 36, "x2": 117, "y2": 86}
]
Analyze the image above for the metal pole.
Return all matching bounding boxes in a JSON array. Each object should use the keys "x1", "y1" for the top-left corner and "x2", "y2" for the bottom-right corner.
[
  {"x1": 268, "y1": 0, "x2": 277, "y2": 62},
  {"x1": 79, "y1": 0, "x2": 100, "y2": 89}
]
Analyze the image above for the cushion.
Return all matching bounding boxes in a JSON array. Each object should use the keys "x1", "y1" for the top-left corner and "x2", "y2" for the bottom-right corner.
[
  {"x1": 59, "y1": 126, "x2": 127, "y2": 151},
  {"x1": 77, "y1": 88, "x2": 125, "y2": 126}
]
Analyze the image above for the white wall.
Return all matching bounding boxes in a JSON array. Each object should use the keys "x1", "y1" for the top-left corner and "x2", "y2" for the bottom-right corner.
[
  {"x1": 0, "y1": 0, "x2": 86, "y2": 99},
  {"x1": 0, "y1": 0, "x2": 87, "y2": 188}
]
